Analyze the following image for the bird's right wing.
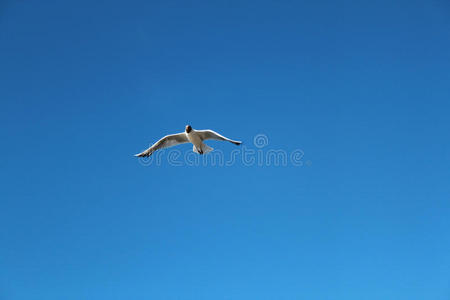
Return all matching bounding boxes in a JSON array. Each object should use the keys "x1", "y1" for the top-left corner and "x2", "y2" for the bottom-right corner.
[{"x1": 135, "y1": 132, "x2": 188, "y2": 157}]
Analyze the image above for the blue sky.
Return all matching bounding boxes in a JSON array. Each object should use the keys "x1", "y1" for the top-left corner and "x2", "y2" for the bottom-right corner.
[{"x1": 1, "y1": 0, "x2": 450, "y2": 299}]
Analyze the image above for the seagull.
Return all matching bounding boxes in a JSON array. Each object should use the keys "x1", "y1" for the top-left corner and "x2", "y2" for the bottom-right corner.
[{"x1": 135, "y1": 125, "x2": 242, "y2": 157}]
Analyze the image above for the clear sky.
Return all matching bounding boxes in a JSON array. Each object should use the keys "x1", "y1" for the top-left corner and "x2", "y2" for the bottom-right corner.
[{"x1": 1, "y1": 1, "x2": 450, "y2": 299}]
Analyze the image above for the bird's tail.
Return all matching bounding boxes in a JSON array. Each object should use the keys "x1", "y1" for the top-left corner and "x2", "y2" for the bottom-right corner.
[
  {"x1": 202, "y1": 143, "x2": 214, "y2": 154},
  {"x1": 193, "y1": 143, "x2": 214, "y2": 154}
]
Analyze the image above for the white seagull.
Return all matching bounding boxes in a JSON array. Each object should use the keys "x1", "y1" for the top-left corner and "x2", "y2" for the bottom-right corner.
[{"x1": 135, "y1": 125, "x2": 242, "y2": 157}]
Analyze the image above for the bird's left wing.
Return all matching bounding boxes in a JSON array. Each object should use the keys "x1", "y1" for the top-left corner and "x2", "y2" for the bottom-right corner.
[
  {"x1": 196, "y1": 130, "x2": 241, "y2": 145},
  {"x1": 135, "y1": 132, "x2": 188, "y2": 157}
]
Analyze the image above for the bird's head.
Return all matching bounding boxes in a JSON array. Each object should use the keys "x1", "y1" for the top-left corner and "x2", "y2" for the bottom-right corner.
[{"x1": 185, "y1": 125, "x2": 192, "y2": 133}]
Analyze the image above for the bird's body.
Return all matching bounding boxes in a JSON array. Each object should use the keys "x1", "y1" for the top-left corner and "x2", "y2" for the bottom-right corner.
[
  {"x1": 186, "y1": 128, "x2": 204, "y2": 153},
  {"x1": 135, "y1": 125, "x2": 241, "y2": 158}
]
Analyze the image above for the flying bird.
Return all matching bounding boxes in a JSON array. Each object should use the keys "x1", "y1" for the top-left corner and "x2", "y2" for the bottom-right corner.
[{"x1": 135, "y1": 125, "x2": 242, "y2": 157}]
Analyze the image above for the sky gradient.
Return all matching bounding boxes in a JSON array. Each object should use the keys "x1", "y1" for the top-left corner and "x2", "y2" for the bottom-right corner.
[{"x1": 1, "y1": 1, "x2": 450, "y2": 299}]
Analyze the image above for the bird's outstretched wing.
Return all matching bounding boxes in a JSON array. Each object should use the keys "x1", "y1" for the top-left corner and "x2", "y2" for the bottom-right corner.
[
  {"x1": 135, "y1": 133, "x2": 188, "y2": 157},
  {"x1": 196, "y1": 130, "x2": 242, "y2": 145}
]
